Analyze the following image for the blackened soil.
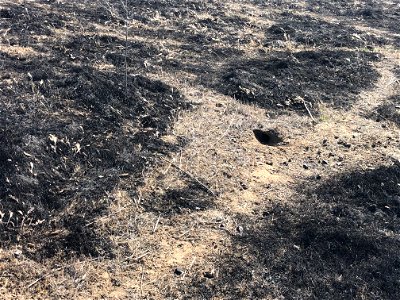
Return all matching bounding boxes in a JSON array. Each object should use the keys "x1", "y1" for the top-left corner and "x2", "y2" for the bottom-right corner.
[
  {"x1": 370, "y1": 95, "x2": 400, "y2": 127},
  {"x1": 369, "y1": 67, "x2": 400, "y2": 127},
  {"x1": 307, "y1": 0, "x2": 400, "y2": 34},
  {"x1": 0, "y1": 2, "x2": 189, "y2": 259},
  {"x1": 144, "y1": 181, "x2": 215, "y2": 216},
  {"x1": 188, "y1": 165, "x2": 400, "y2": 299},
  {"x1": 265, "y1": 14, "x2": 387, "y2": 48},
  {"x1": 218, "y1": 50, "x2": 380, "y2": 112},
  {"x1": 1, "y1": 0, "x2": 400, "y2": 298}
]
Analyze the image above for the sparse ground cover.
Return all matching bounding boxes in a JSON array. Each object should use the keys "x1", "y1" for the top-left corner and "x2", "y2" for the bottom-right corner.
[{"x1": 0, "y1": 0, "x2": 399, "y2": 299}]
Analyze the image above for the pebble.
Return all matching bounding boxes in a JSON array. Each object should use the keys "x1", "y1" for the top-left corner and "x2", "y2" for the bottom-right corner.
[{"x1": 174, "y1": 268, "x2": 183, "y2": 276}]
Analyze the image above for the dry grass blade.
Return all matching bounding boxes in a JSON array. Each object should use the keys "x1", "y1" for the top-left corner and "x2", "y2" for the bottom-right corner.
[{"x1": 161, "y1": 157, "x2": 216, "y2": 196}]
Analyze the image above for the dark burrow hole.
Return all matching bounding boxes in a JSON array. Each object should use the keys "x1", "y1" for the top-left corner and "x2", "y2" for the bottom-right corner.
[{"x1": 253, "y1": 129, "x2": 283, "y2": 146}]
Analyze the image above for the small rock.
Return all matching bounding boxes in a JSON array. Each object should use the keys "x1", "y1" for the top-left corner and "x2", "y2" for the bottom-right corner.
[
  {"x1": 204, "y1": 271, "x2": 214, "y2": 279},
  {"x1": 303, "y1": 163, "x2": 309, "y2": 169},
  {"x1": 222, "y1": 171, "x2": 232, "y2": 178},
  {"x1": 236, "y1": 225, "x2": 244, "y2": 234},
  {"x1": 215, "y1": 217, "x2": 223, "y2": 223},
  {"x1": 111, "y1": 278, "x2": 121, "y2": 286},
  {"x1": 240, "y1": 182, "x2": 248, "y2": 190},
  {"x1": 338, "y1": 140, "x2": 351, "y2": 148},
  {"x1": 174, "y1": 268, "x2": 184, "y2": 276},
  {"x1": 14, "y1": 249, "x2": 22, "y2": 257}
]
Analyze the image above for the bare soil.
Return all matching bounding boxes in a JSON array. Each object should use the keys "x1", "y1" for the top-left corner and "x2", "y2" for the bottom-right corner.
[{"x1": 0, "y1": 0, "x2": 399, "y2": 299}]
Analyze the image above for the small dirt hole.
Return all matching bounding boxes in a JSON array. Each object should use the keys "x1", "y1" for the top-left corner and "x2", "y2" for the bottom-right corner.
[{"x1": 253, "y1": 129, "x2": 283, "y2": 146}]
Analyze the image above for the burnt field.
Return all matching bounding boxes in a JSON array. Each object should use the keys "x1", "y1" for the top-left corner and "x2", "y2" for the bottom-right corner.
[{"x1": 0, "y1": 0, "x2": 400, "y2": 299}]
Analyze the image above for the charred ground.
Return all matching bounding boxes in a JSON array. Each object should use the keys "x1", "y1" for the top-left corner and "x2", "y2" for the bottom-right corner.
[
  {"x1": 0, "y1": 0, "x2": 399, "y2": 299},
  {"x1": 187, "y1": 166, "x2": 400, "y2": 299},
  {"x1": 1, "y1": 1, "x2": 189, "y2": 259}
]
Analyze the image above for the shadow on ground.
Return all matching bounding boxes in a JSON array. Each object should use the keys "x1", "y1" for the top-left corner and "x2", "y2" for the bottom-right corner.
[{"x1": 186, "y1": 165, "x2": 400, "y2": 299}]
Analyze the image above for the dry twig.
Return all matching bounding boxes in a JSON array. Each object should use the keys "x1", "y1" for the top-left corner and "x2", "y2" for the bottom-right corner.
[
  {"x1": 303, "y1": 100, "x2": 316, "y2": 123},
  {"x1": 161, "y1": 157, "x2": 215, "y2": 196}
]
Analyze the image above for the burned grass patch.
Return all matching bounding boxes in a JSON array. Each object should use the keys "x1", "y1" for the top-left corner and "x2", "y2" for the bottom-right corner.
[
  {"x1": 307, "y1": 0, "x2": 400, "y2": 35},
  {"x1": 217, "y1": 50, "x2": 380, "y2": 114},
  {"x1": 369, "y1": 67, "x2": 400, "y2": 127},
  {"x1": 369, "y1": 95, "x2": 400, "y2": 127},
  {"x1": 144, "y1": 181, "x2": 215, "y2": 216},
  {"x1": 0, "y1": 65, "x2": 188, "y2": 259},
  {"x1": 0, "y1": 2, "x2": 190, "y2": 259},
  {"x1": 315, "y1": 165, "x2": 400, "y2": 218},
  {"x1": 188, "y1": 164, "x2": 400, "y2": 299},
  {"x1": 265, "y1": 14, "x2": 386, "y2": 48},
  {"x1": 0, "y1": 3, "x2": 71, "y2": 47}
]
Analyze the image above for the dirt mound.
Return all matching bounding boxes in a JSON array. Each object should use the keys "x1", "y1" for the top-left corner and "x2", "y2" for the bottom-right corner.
[{"x1": 218, "y1": 50, "x2": 380, "y2": 113}]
